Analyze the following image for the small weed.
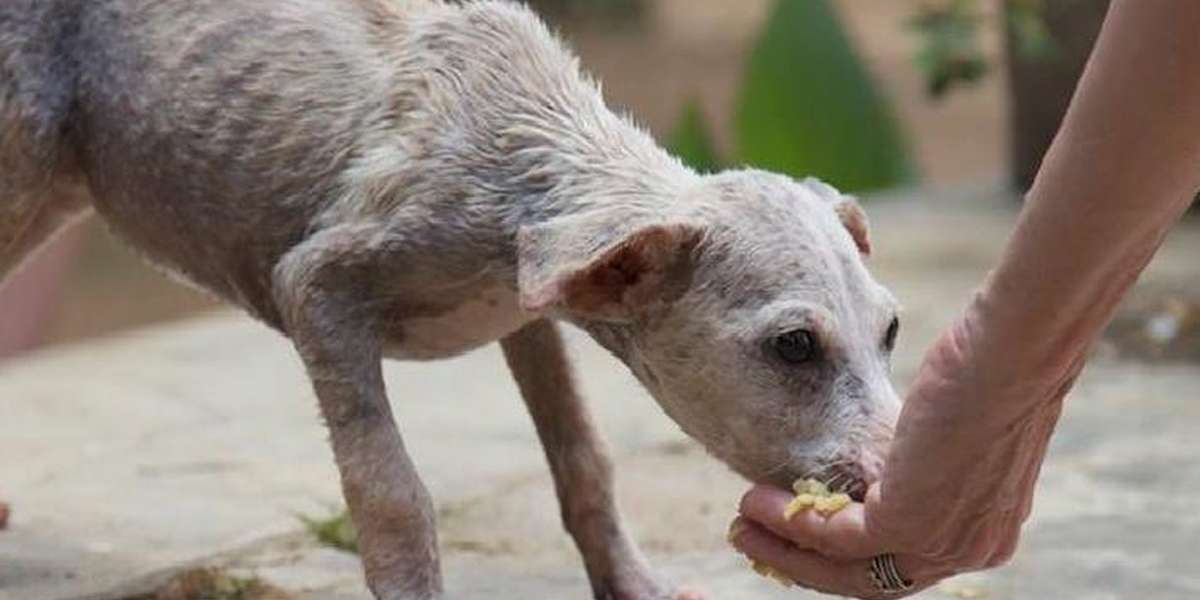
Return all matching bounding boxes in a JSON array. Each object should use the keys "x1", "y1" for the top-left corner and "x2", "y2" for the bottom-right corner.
[
  {"x1": 300, "y1": 507, "x2": 359, "y2": 554},
  {"x1": 125, "y1": 568, "x2": 287, "y2": 600}
]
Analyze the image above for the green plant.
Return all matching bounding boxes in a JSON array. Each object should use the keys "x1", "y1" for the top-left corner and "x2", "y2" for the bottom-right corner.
[
  {"x1": 300, "y1": 508, "x2": 358, "y2": 554},
  {"x1": 737, "y1": 0, "x2": 914, "y2": 192},
  {"x1": 909, "y1": 0, "x2": 989, "y2": 97},
  {"x1": 667, "y1": 0, "x2": 914, "y2": 194},
  {"x1": 910, "y1": 0, "x2": 1056, "y2": 99},
  {"x1": 132, "y1": 568, "x2": 282, "y2": 600}
]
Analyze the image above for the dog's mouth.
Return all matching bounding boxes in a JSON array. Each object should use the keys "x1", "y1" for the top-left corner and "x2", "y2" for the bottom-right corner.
[{"x1": 763, "y1": 466, "x2": 868, "y2": 502}]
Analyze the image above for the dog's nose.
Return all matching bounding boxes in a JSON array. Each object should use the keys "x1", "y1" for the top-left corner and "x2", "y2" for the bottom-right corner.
[{"x1": 812, "y1": 442, "x2": 890, "y2": 501}]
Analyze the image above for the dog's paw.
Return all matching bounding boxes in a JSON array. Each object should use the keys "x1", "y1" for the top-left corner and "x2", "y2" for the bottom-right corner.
[
  {"x1": 666, "y1": 584, "x2": 708, "y2": 600},
  {"x1": 595, "y1": 572, "x2": 707, "y2": 600}
]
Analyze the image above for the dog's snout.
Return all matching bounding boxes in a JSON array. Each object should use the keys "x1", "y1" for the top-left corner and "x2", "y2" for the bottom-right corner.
[{"x1": 813, "y1": 436, "x2": 891, "y2": 502}]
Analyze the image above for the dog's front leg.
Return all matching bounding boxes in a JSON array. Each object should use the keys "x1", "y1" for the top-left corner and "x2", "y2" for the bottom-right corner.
[
  {"x1": 275, "y1": 224, "x2": 441, "y2": 600},
  {"x1": 501, "y1": 321, "x2": 703, "y2": 600}
]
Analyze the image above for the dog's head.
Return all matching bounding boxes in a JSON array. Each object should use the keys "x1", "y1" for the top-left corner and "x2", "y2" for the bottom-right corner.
[{"x1": 518, "y1": 170, "x2": 899, "y2": 498}]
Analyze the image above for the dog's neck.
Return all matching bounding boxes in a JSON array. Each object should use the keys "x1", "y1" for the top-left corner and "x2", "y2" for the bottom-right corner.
[
  {"x1": 499, "y1": 102, "x2": 698, "y2": 226},
  {"x1": 493, "y1": 87, "x2": 697, "y2": 365}
]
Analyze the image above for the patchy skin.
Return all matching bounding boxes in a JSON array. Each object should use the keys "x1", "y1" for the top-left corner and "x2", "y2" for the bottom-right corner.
[
  {"x1": 387, "y1": 286, "x2": 534, "y2": 360},
  {"x1": 1, "y1": 1, "x2": 899, "y2": 599}
]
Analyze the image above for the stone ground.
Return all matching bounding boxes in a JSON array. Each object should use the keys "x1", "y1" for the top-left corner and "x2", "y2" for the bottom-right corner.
[{"x1": 4, "y1": 188, "x2": 1200, "y2": 599}]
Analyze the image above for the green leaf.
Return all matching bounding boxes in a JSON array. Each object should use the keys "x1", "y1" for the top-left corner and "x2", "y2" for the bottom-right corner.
[
  {"x1": 736, "y1": 0, "x2": 916, "y2": 192},
  {"x1": 300, "y1": 507, "x2": 359, "y2": 554},
  {"x1": 667, "y1": 100, "x2": 724, "y2": 173},
  {"x1": 1006, "y1": 0, "x2": 1058, "y2": 62},
  {"x1": 909, "y1": 0, "x2": 989, "y2": 98}
]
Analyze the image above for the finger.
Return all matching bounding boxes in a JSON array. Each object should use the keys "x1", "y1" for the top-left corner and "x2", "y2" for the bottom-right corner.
[
  {"x1": 738, "y1": 485, "x2": 881, "y2": 559},
  {"x1": 730, "y1": 519, "x2": 881, "y2": 598}
]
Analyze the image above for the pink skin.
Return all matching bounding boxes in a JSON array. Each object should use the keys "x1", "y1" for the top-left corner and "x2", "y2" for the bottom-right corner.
[{"x1": 729, "y1": 1, "x2": 1200, "y2": 597}]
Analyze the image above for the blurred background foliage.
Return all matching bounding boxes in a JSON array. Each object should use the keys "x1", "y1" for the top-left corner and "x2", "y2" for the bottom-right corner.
[
  {"x1": 665, "y1": 101, "x2": 722, "y2": 175},
  {"x1": 909, "y1": 0, "x2": 1113, "y2": 192},
  {"x1": 910, "y1": 0, "x2": 1056, "y2": 99},
  {"x1": 667, "y1": 0, "x2": 914, "y2": 193},
  {"x1": 724, "y1": 0, "x2": 913, "y2": 193},
  {"x1": 661, "y1": 0, "x2": 1109, "y2": 194}
]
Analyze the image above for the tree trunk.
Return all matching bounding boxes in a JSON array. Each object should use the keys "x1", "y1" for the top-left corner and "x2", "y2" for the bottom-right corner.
[{"x1": 1004, "y1": 0, "x2": 1111, "y2": 192}]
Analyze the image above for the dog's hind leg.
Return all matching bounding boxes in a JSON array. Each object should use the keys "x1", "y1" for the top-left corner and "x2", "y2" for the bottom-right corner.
[
  {"x1": 501, "y1": 320, "x2": 705, "y2": 600},
  {"x1": 1, "y1": 0, "x2": 89, "y2": 286},
  {"x1": 0, "y1": 81, "x2": 90, "y2": 287},
  {"x1": 0, "y1": 103, "x2": 89, "y2": 290}
]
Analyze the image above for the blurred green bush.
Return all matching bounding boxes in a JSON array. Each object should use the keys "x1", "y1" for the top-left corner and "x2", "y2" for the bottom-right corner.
[
  {"x1": 909, "y1": 0, "x2": 1055, "y2": 99},
  {"x1": 667, "y1": 0, "x2": 915, "y2": 194},
  {"x1": 666, "y1": 102, "x2": 722, "y2": 175}
]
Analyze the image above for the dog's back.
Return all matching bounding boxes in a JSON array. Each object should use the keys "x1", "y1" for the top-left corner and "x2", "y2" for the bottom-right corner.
[
  {"x1": 0, "y1": 0, "x2": 613, "y2": 320},
  {"x1": 67, "y1": 0, "x2": 412, "y2": 318}
]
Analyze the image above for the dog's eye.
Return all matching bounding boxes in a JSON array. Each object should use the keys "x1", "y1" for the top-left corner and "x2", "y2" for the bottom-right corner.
[
  {"x1": 883, "y1": 317, "x2": 900, "y2": 352},
  {"x1": 773, "y1": 330, "x2": 819, "y2": 364}
]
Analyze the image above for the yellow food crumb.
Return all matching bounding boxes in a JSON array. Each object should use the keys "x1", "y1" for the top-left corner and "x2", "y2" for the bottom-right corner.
[
  {"x1": 783, "y1": 478, "x2": 854, "y2": 520},
  {"x1": 792, "y1": 478, "x2": 830, "y2": 496},
  {"x1": 750, "y1": 560, "x2": 794, "y2": 588},
  {"x1": 813, "y1": 493, "x2": 852, "y2": 516},
  {"x1": 782, "y1": 494, "x2": 816, "y2": 520}
]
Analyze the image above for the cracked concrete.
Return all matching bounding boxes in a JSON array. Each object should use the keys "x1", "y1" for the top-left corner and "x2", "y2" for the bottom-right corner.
[{"x1": 3, "y1": 187, "x2": 1200, "y2": 599}]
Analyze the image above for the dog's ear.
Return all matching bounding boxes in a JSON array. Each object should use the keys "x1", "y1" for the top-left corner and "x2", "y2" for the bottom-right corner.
[
  {"x1": 831, "y1": 195, "x2": 871, "y2": 256},
  {"x1": 518, "y1": 210, "x2": 704, "y2": 321},
  {"x1": 803, "y1": 177, "x2": 871, "y2": 256}
]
